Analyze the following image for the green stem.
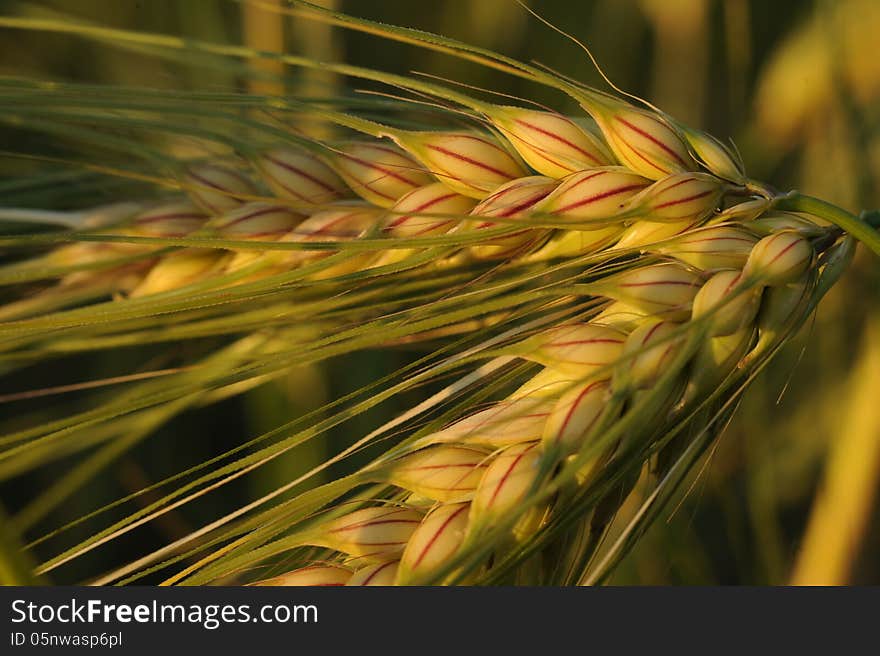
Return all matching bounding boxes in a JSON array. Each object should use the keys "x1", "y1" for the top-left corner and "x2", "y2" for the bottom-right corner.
[
  {"x1": 0, "y1": 503, "x2": 45, "y2": 585},
  {"x1": 775, "y1": 192, "x2": 880, "y2": 257}
]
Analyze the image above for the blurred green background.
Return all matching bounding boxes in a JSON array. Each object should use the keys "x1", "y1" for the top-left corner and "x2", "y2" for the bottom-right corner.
[{"x1": 0, "y1": 0, "x2": 878, "y2": 585}]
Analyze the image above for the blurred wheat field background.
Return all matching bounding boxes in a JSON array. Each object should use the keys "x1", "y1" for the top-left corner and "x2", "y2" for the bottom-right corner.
[{"x1": 0, "y1": 0, "x2": 877, "y2": 585}]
